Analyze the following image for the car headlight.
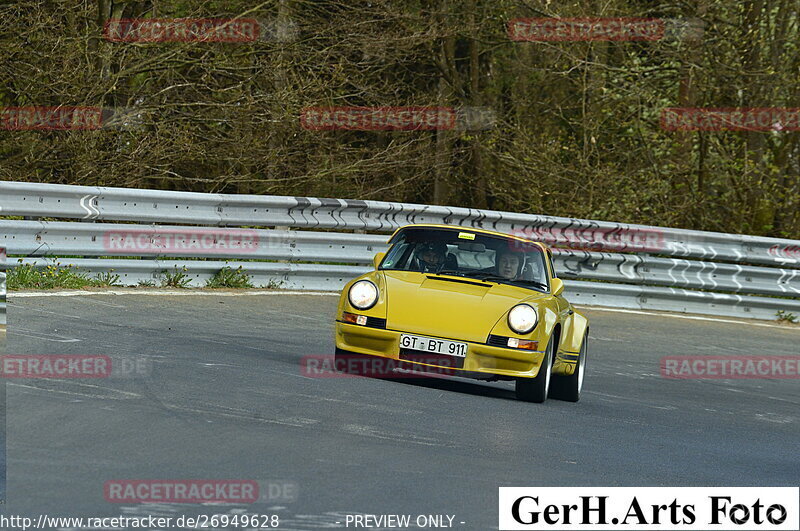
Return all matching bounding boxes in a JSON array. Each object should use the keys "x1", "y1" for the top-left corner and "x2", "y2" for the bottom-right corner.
[
  {"x1": 348, "y1": 280, "x2": 379, "y2": 310},
  {"x1": 507, "y1": 304, "x2": 538, "y2": 334}
]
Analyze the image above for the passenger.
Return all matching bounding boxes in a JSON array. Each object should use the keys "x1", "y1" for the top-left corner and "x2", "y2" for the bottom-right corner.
[
  {"x1": 496, "y1": 251, "x2": 523, "y2": 280},
  {"x1": 415, "y1": 242, "x2": 448, "y2": 273}
]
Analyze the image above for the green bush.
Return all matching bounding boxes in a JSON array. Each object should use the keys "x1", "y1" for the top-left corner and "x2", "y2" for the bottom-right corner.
[
  {"x1": 206, "y1": 266, "x2": 254, "y2": 288},
  {"x1": 160, "y1": 267, "x2": 193, "y2": 288}
]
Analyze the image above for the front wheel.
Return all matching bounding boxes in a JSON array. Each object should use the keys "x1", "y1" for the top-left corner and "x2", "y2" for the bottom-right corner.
[
  {"x1": 515, "y1": 334, "x2": 554, "y2": 403},
  {"x1": 548, "y1": 331, "x2": 587, "y2": 402}
]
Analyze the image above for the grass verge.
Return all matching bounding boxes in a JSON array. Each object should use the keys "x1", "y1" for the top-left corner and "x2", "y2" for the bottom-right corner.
[
  {"x1": 7, "y1": 262, "x2": 283, "y2": 290},
  {"x1": 7, "y1": 262, "x2": 121, "y2": 290}
]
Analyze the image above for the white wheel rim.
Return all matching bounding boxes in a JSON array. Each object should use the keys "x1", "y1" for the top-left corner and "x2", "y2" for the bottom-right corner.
[{"x1": 577, "y1": 335, "x2": 587, "y2": 392}]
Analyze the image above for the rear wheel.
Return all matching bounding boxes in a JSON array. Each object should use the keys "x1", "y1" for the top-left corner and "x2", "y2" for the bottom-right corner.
[
  {"x1": 549, "y1": 331, "x2": 588, "y2": 402},
  {"x1": 515, "y1": 334, "x2": 554, "y2": 403}
]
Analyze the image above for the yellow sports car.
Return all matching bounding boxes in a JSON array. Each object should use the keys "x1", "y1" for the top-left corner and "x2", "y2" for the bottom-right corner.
[{"x1": 334, "y1": 224, "x2": 589, "y2": 402}]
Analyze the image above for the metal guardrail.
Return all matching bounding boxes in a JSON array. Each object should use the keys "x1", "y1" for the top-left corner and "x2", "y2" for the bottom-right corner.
[
  {"x1": 1, "y1": 220, "x2": 385, "y2": 264},
  {"x1": 1, "y1": 181, "x2": 799, "y2": 321},
  {"x1": 0, "y1": 247, "x2": 6, "y2": 329},
  {"x1": 16, "y1": 257, "x2": 370, "y2": 293},
  {"x1": 3, "y1": 220, "x2": 799, "y2": 298},
  {"x1": 9, "y1": 256, "x2": 800, "y2": 320},
  {"x1": 2, "y1": 181, "x2": 799, "y2": 266},
  {"x1": 555, "y1": 249, "x2": 800, "y2": 298}
]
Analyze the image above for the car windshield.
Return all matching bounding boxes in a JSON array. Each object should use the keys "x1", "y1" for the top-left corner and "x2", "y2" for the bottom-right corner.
[{"x1": 379, "y1": 227, "x2": 550, "y2": 292}]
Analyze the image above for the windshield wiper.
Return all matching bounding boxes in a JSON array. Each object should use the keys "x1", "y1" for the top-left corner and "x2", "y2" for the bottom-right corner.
[
  {"x1": 428, "y1": 270, "x2": 549, "y2": 291},
  {"x1": 510, "y1": 279, "x2": 549, "y2": 291},
  {"x1": 461, "y1": 272, "x2": 507, "y2": 282},
  {"x1": 430, "y1": 269, "x2": 465, "y2": 277},
  {"x1": 462, "y1": 272, "x2": 549, "y2": 291}
]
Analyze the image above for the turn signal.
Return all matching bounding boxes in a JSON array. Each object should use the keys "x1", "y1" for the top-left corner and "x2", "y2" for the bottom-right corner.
[
  {"x1": 343, "y1": 312, "x2": 368, "y2": 325},
  {"x1": 507, "y1": 338, "x2": 538, "y2": 350}
]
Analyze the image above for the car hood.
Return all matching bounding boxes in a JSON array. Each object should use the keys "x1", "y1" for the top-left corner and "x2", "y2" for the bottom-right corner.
[{"x1": 382, "y1": 270, "x2": 545, "y2": 342}]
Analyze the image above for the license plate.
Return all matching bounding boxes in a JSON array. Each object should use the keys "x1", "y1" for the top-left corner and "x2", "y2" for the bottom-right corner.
[{"x1": 399, "y1": 334, "x2": 467, "y2": 358}]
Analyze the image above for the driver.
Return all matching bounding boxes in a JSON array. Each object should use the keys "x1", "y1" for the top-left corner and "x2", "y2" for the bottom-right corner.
[
  {"x1": 496, "y1": 251, "x2": 523, "y2": 280},
  {"x1": 415, "y1": 242, "x2": 447, "y2": 273}
]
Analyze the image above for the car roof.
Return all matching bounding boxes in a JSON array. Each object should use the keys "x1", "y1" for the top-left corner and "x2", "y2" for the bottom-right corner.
[{"x1": 387, "y1": 223, "x2": 550, "y2": 252}]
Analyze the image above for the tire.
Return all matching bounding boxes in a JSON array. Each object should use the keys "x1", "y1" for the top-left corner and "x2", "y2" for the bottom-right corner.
[
  {"x1": 515, "y1": 334, "x2": 554, "y2": 403},
  {"x1": 548, "y1": 331, "x2": 588, "y2": 402}
]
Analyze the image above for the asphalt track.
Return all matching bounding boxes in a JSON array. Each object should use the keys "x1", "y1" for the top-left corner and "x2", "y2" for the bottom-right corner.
[{"x1": 4, "y1": 291, "x2": 800, "y2": 530}]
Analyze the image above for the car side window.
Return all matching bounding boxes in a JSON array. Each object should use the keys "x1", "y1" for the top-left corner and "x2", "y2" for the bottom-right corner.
[{"x1": 381, "y1": 240, "x2": 410, "y2": 270}]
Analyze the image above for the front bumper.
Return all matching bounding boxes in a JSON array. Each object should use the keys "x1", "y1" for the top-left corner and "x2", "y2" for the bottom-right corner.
[{"x1": 335, "y1": 321, "x2": 546, "y2": 379}]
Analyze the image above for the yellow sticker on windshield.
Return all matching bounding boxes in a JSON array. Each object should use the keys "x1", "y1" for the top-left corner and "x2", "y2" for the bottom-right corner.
[{"x1": 458, "y1": 232, "x2": 476, "y2": 240}]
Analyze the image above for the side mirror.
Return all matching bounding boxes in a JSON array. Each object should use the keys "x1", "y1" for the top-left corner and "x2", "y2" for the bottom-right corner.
[
  {"x1": 373, "y1": 251, "x2": 386, "y2": 270},
  {"x1": 551, "y1": 278, "x2": 565, "y2": 296}
]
